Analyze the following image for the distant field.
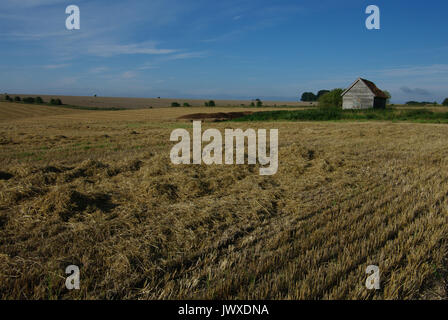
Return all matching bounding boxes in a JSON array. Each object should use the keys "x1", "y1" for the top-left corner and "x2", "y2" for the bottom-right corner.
[
  {"x1": 1, "y1": 94, "x2": 314, "y2": 110},
  {"x1": 0, "y1": 101, "x2": 93, "y2": 121},
  {"x1": 0, "y1": 102, "x2": 305, "y2": 122},
  {"x1": 1, "y1": 102, "x2": 448, "y2": 300}
]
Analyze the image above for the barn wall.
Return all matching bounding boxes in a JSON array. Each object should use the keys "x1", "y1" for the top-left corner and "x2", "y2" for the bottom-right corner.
[
  {"x1": 342, "y1": 96, "x2": 354, "y2": 109},
  {"x1": 342, "y1": 80, "x2": 375, "y2": 110}
]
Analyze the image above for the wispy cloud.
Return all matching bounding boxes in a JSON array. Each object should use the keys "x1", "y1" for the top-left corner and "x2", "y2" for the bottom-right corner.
[
  {"x1": 201, "y1": 4, "x2": 304, "y2": 43},
  {"x1": 377, "y1": 64, "x2": 448, "y2": 77},
  {"x1": 136, "y1": 51, "x2": 207, "y2": 70},
  {"x1": 163, "y1": 51, "x2": 208, "y2": 61},
  {"x1": 2, "y1": 0, "x2": 68, "y2": 9},
  {"x1": 89, "y1": 67, "x2": 109, "y2": 74},
  {"x1": 87, "y1": 42, "x2": 177, "y2": 57},
  {"x1": 58, "y1": 76, "x2": 79, "y2": 86},
  {"x1": 137, "y1": 63, "x2": 158, "y2": 71},
  {"x1": 400, "y1": 87, "x2": 431, "y2": 96},
  {"x1": 0, "y1": 31, "x2": 68, "y2": 41},
  {"x1": 121, "y1": 71, "x2": 137, "y2": 79},
  {"x1": 43, "y1": 64, "x2": 70, "y2": 69}
]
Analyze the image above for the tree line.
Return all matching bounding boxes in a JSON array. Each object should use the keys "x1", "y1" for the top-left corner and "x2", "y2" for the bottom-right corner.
[
  {"x1": 406, "y1": 100, "x2": 448, "y2": 106},
  {"x1": 300, "y1": 89, "x2": 393, "y2": 107},
  {"x1": 3, "y1": 94, "x2": 62, "y2": 105},
  {"x1": 300, "y1": 90, "x2": 330, "y2": 102},
  {"x1": 300, "y1": 89, "x2": 344, "y2": 108}
]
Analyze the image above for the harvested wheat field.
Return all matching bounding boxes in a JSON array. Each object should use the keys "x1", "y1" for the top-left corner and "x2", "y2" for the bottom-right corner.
[
  {"x1": 2, "y1": 94, "x2": 314, "y2": 109},
  {"x1": 1, "y1": 102, "x2": 448, "y2": 300}
]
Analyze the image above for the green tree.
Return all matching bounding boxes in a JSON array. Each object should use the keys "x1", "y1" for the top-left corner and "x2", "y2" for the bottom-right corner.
[
  {"x1": 318, "y1": 89, "x2": 344, "y2": 109},
  {"x1": 50, "y1": 98, "x2": 62, "y2": 105},
  {"x1": 301, "y1": 92, "x2": 317, "y2": 102},
  {"x1": 443, "y1": 98, "x2": 448, "y2": 106},
  {"x1": 35, "y1": 97, "x2": 44, "y2": 104},
  {"x1": 383, "y1": 90, "x2": 392, "y2": 104},
  {"x1": 23, "y1": 97, "x2": 35, "y2": 104},
  {"x1": 14, "y1": 96, "x2": 21, "y2": 102},
  {"x1": 171, "y1": 102, "x2": 180, "y2": 107},
  {"x1": 317, "y1": 90, "x2": 330, "y2": 99},
  {"x1": 208, "y1": 100, "x2": 215, "y2": 107}
]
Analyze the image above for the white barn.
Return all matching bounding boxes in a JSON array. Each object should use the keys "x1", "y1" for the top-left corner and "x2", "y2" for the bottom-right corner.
[{"x1": 341, "y1": 78, "x2": 387, "y2": 110}]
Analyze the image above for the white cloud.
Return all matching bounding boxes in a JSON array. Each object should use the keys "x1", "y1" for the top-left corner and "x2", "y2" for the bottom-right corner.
[
  {"x1": 90, "y1": 67, "x2": 109, "y2": 74},
  {"x1": 135, "y1": 51, "x2": 207, "y2": 70},
  {"x1": 43, "y1": 64, "x2": 70, "y2": 69},
  {"x1": 163, "y1": 51, "x2": 208, "y2": 61},
  {"x1": 2, "y1": 0, "x2": 68, "y2": 9},
  {"x1": 87, "y1": 42, "x2": 177, "y2": 57},
  {"x1": 137, "y1": 63, "x2": 158, "y2": 71},
  {"x1": 121, "y1": 71, "x2": 137, "y2": 79},
  {"x1": 0, "y1": 31, "x2": 68, "y2": 41},
  {"x1": 58, "y1": 76, "x2": 79, "y2": 85},
  {"x1": 376, "y1": 64, "x2": 448, "y2": 77}
]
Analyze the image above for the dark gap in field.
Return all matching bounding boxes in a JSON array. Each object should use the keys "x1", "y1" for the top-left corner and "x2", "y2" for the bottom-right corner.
[{"x1": 0, "y1": 171, "x2": 13, "y2": 180}]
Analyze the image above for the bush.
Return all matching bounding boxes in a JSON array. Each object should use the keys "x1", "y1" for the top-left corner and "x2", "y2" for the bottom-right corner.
[
  {"x1": 50, "y1": 98, "x2": 62, "y2": 105},
  {"x1": 383, "y1": 90, "x2": 392, "y2": 104},
  {"x1": 256, "y1": 99, "x2": 263, "y2": 107},
  {"x1": 318, "y1": 89, "x2": 343, "y2": 109},
  {"x1": 171, "y1": 102, "x2": 180, "y2": 107},
  {"x1": 14, "y1": 96, "x2": 21, "y2": 102},
  {"x1": 208, "y1": 100, "x2": 215, "y2": 107},
  {"x1": 443, "y1": 98, "x2": 448, "y2": 106},
  {"x1": 35, "y1": 97, "x2": 44, "y2": 104},
  {"x1": 5, "y1": 95, "x2": 12, "y2": 102},
  {"x1": 317, "y1": 90, "x2": 330, "y2": 99},
  {"x1": 301, "y1": 92, "x2": 317, "y2": 102},
  {"x1": 23, "y1": 97, "x2": 35, "y2": 104},
  {"x1": 183, "y1": 103, "x2": 191, "y2": 107}
]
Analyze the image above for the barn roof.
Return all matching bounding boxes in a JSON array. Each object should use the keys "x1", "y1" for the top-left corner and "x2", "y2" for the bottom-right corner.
[{"x1": 341, "y1": 78, "x2": 388, "y2": 99}]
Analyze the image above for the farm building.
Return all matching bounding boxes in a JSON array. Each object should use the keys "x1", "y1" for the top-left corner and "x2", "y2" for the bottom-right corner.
[{"x1": 341, "y1": 78, "x2": 388, "y2": 109}]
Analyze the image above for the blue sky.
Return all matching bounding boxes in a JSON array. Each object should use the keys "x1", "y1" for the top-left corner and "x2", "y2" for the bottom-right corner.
[{"x1": 1, "y1": 0, "x2": 447, "y2": 103}]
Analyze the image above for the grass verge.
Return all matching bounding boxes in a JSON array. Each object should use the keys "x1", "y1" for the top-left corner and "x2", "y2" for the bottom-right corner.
[{"x1": 232, "y1": 108, "x2": 448, "y2": 123}]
